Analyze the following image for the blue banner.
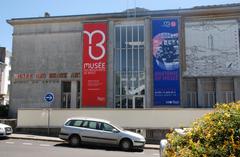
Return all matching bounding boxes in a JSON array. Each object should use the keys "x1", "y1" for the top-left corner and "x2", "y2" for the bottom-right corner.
[{"x1": 152, "y1": 18, "x2": 180, "y2": 106}]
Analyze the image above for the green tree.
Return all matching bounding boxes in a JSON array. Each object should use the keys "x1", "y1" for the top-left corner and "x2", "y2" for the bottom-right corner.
[{"x1": 164, "y1": 102, "x2": 240, "y2": 157}]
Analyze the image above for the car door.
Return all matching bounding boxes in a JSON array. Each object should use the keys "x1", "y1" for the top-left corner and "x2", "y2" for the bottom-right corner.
[
  {"x1": 80, "y1": 121, "x2": 103, "y2": 143},
  {"x1": 98, "y1": 122, "x2": 120, "y2": 145}
]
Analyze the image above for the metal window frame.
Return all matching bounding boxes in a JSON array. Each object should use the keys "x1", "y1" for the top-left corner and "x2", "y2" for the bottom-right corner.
[{"x1": 113, "y1": 24, "x2": 145, "y2": 109}]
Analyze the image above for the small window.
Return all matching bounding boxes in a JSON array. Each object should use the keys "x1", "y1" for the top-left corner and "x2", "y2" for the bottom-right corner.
[
  {"x1": 102, "y1": 123, "x2": 114, "y2": 132},
  {"x1": 88, "y1": 121, "x2": 97, "y2": 129},
  {"x1": 72, "y1": 120, "x2": 83, "y2": 127},
  {"x1": 81, "y1": 121, "x2": 89, "y2": 128},
  {"x1": 65, "y1": 120, "x2": 72, "y2": 126},
  {"x1": 65, "y1": 120, "x2": 83, "y2": 127}
]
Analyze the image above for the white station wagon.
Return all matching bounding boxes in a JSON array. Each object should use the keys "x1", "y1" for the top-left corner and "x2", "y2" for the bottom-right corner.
[
  {"x1": 0, "y1": 123, "x2": 13, "y2": 137},
  {"x1": 59, "y1": 117, "x2": 145, "y2": 150}
]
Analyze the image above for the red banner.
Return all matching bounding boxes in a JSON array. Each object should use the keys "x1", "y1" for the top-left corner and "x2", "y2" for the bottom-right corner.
[{"x1": 82, "y1": 23, "x2": 108, "y2": 107}]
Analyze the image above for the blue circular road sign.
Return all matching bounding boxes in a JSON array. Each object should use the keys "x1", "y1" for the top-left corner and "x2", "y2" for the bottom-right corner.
[{"x1": 44, "y1": 92, "x2": 54, "y2": 103}]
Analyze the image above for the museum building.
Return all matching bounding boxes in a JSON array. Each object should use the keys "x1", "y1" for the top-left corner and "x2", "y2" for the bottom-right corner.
[{"x1": 7, "y1": 4, "x2": 240, "y2": 137}]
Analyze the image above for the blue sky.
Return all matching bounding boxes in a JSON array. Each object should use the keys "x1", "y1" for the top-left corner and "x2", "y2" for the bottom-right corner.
[{"x1": 1, "y1": 0, "x2": 239, "y2": 51}]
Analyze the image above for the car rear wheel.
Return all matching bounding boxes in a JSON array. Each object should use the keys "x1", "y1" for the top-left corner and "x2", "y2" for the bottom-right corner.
[
  {"x1": 120, "y1": 139, "x2": 132, "y2": 151},
  {"x1": 69, "y1": 135, "x2": 81, "y2": 147}
]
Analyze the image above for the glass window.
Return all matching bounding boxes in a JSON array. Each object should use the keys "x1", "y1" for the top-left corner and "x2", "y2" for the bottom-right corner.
[
  {"x1": 115, "y1": 96, "x2": 120, "y2": 108},
  {"x1": 115, "y1": 27, "x2": 120, "y2": 48},
  {"x1": 115, "y1": 49, "x2": 121, "y2": 71},
  {"x1": 133, "y1": 49, "x2": 138, "y2": 71},
  {"x1": 121, "y1": 96, "x2": 127, "y2": 108},
  {"x1": 65, "y1": 120, "x2": 83, "y2": 127},
  {"x1": 65, "y1": 120, "x2": 72, "y2": 126},
  {"x1": 73, "y1": 120, "x2": 83, "y2": 127},
  {"x1": 127, "y1": 49, "x2": 133, "y2": 71},
  {"x1": 62, "y1": 82, "x2": 71, "y2": 92},
  {"x1": 133, "y1": 26, "x2": 138, "y2": 42},
  {"x1": 121, "y1": 80, "x2": 127, "y2": 95},
  {"x1": 88, "y1": 121, "x2": 97, "y2": 129},
  {"x1": 102, "y1": 123, "x2": 114, "y2": 132},
  {"x1": 128, "y1": 97, "x2": 133, "y2": 108},
  {"x1": 115, "y1": 73, "x2": 120, "y2": 95},
  {"x1": 114, "y1": 25, "x2": 145, "y2": 109},
  {"x1": 121, "y1": 49, "x2": 126, "y2": 71},
  {"x1": 139, "y1": 49, "x2": 144, "y2": 71},
  {"x1": 127, "y1": 26, "x2": 132, "y2": 48},
  {"x1": 139, "y1": 26, "x2": 144, "y2": 42},
  {"x1": 121, "y1": 27, "x2": 126, "y2": 48},
  {"x1": 81, "y1": 121, "x2": 89, "y2": 128}
]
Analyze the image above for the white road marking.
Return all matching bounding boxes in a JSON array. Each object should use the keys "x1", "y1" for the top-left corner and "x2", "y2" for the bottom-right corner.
[
  {"x1": 22, "y1": 143, "x2": 33, "y2": 145},
  {"x1": 134, "y1": 152, "x2": 144, "y2": 155},
  {"x1": 152, "y1": 153, "x2": 159, "y2": 156},
  {"x1": 6, "y1": 142, "x2": 14, "y2": 144},
  {"x1": 40, "y1": 144, "x2": 51, "y2": 147}
]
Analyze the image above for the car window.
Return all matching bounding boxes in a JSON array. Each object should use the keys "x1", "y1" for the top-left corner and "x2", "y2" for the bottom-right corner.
[
  {"x1": 102, "y1": 123, "x2": 114, "y2": 132},
  {"x1": 88, "y1": 121, "x2": 97, "y2": 129},
  {"x1": 72, "y1": 120, "x2": 83, "y2": 127},
  {"x1": 81, "y1": 120, "x2": 89, "y2": 128},
  {"x1": 65, "y1": 120, "x2": 72, "y2": 126},
  {"x1": 65, "y1": 120, "x2": 83, "y2": 127}
]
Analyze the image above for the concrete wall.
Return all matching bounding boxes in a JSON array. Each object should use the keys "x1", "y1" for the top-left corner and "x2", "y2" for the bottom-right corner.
[
  {"x1": 10, "y1": 22, "x2": 83, "y2": 117},
  {"x1": 17, "y1": 108, "x2": 212, "y2": 129}
]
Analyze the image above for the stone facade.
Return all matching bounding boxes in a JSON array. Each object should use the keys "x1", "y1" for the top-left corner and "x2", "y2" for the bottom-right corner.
[{"x1": 7, "y1": 4, "x2": 240, "y2": 117}]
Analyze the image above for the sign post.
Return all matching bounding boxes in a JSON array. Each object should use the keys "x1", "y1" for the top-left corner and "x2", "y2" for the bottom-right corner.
[{"x1": 44, "y1": 92, "x2": 54, "y2": 135}]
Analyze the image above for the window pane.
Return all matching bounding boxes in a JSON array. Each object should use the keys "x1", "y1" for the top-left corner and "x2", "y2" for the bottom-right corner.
[
  {"x1": 139, "y1": 48, "x2": 144, "y2": 71},
  {"x1": 63, "y1": 82, "x2": 71, "y2": 92},
  {"x1": 133, "y1": 26, "x2": 138, "y2": 42},
  {"x1": 121, "y1": 27, "x2": 126, "y2": 48},
  {"x1": 128, "y1": 96, "x2": 133, "y2": 108},
  {"x1": 121, "y1": 96, "x2": 127, "y2": 108},
  {"x1": 115, "y1": 27, "x2": 120, "y2": 48},
  {"x1": 115, "y1": 49, "x2": 120, "y2": 71},
  {"x1": 127, "y1": 48, "x2": 132, "y2": 71},
  {"x1": 121, "y1": 49, "x2": 126, "y2": 71},
  {"x1": 89, "y1": 121, "x2": 97, "y2": 129},
  {"x1": 134, "y1": 72, "x2": 138, "y2": 95},
  {"x1": 133, "y1": 49, "x2": 138, "y2": 71},
  {"x1": 81, "y1": 121, "x2": 89, "y2": 128},
  {"x1": 102, "y1": 123, "x2": 114, "y2": 132},
  {"x1": 139, "y1": 26, "x2": 144, "y2": 49},
  {"x1": 65, "y1": 120, "x2": 72, "y2": 126},
  {"x1": 115, "y1": 73, "x2": 120, "y2": 95},
  {"x1": 127, "y1": 26, "x2": 132, "y2": 48},
  {"x1": 121, "y1": 80, "x2": 127, "y2": 95},
  {"x1": 73, "y1": 120, "x2": 83, "y2": 127},
  {"x1": 115, "y1": 96, "x2": 120, "y2": 108}
]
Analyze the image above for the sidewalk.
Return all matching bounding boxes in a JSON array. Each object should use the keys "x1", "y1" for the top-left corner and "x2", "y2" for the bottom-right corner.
[{"x1": 9, "y1": 134, "x2": 159, "y2": 150}]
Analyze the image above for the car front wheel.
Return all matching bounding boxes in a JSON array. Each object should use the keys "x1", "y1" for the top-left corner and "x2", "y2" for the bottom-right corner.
[{"x1": 120, "y1": 139, "x2": 132, "y2": 151}]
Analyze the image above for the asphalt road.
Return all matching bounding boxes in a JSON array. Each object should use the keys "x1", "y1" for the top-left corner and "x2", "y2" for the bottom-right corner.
[{"x1": 0, "y1": 138, "x2": 159, "y2": 157}]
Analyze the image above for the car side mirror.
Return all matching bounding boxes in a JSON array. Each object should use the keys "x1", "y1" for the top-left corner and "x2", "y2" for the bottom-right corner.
[{"x1": 112, "y1": 129, "x2": 119, "y2": 133}]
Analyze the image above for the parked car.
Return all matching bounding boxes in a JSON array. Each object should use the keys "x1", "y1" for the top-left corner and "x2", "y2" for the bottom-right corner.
[
  {"x1": 0, "y1": 123, "x2": 13, "y2": 137},
  {"x1": 59, "y1": 117, "x2": 145, "y2": 150}
]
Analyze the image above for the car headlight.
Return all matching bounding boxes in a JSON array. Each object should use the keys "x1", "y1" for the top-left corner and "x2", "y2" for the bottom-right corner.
[{"x1": 0, "y1": 127, "x2": 3, "y2": 131}]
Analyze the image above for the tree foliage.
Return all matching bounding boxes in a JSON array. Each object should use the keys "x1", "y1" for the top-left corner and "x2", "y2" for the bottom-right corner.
[{"x1": 164, "y1": 102, "x2": 240, "y2": 157}]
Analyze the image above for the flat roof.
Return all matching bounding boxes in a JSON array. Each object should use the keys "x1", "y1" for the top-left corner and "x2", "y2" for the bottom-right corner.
[{"x1": 7, "y1": 3, "x2": 240, "y2": 25}]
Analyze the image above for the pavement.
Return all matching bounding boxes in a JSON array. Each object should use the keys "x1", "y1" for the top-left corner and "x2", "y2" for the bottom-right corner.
[{"x1": 8, "y1": 134, "x2": 159, "y2": 150}]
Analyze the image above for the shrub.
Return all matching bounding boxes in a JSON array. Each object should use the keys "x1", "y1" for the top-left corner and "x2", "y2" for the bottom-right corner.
[{"x1": 164, "y1": 102, "x2": 240, "y2": 157}]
